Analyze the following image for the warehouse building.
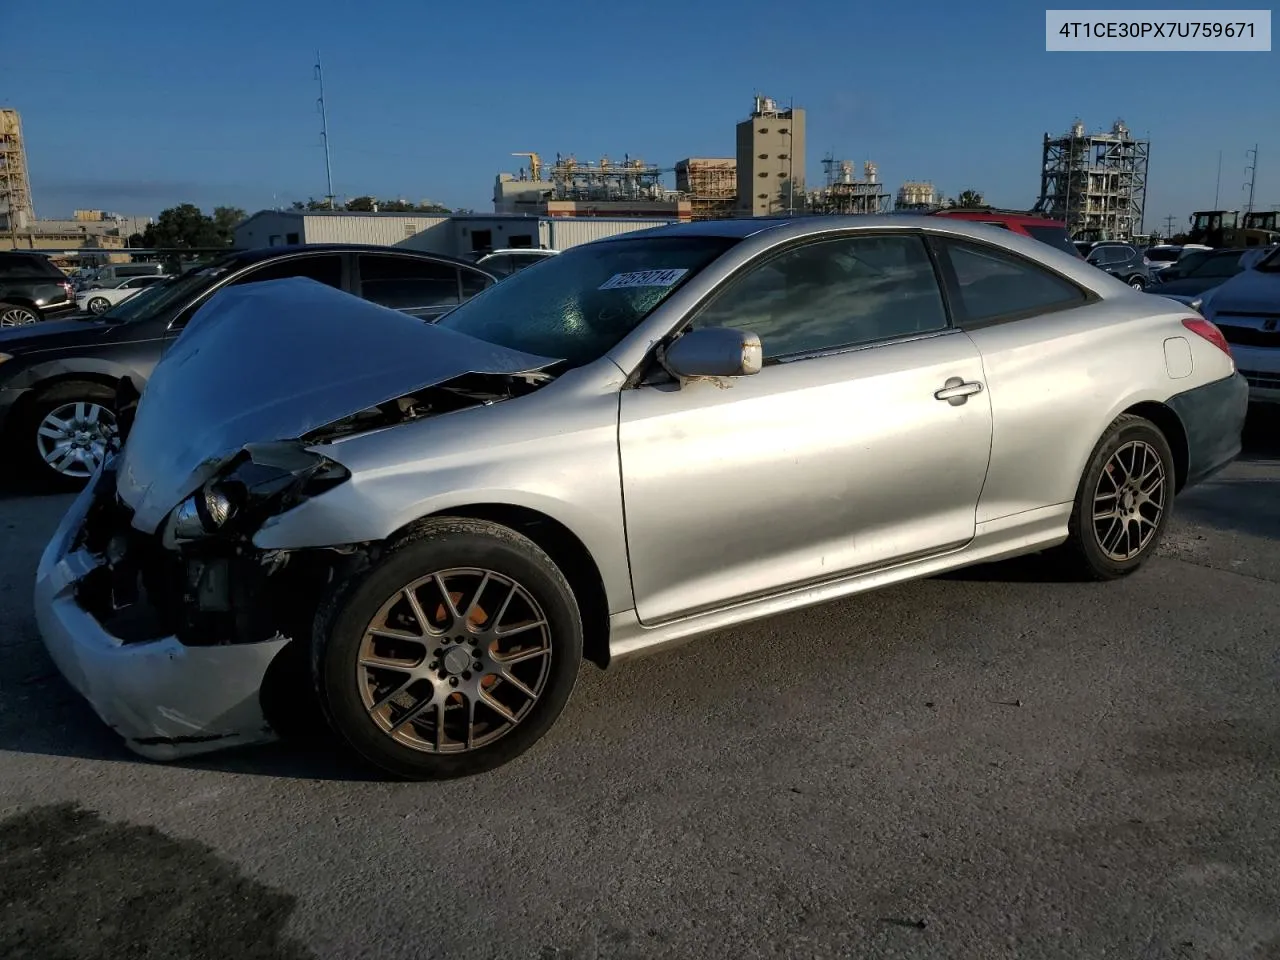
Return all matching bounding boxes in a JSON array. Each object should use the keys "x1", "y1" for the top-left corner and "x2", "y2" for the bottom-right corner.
[{"x1": 233, "y1": 210, "x2": 677, "y2": 258}]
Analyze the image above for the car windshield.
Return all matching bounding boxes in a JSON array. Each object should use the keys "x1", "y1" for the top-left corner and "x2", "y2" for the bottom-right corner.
[
  {"x1": 1173, "y1": 251, "x2": 1213, "y2": 274},
  {"x1": 1256, "y1": 247, "x2": 1280, "y2": 273},
  {"x1": 436, "y1": 235, "x2": 738, "y2": 366},
  {"x1": 1146, "y1": 247, "x2": 1180, "y2": 262},
  {"x1": 100, "y1": 257, "x2": 238, "y2": 323}
]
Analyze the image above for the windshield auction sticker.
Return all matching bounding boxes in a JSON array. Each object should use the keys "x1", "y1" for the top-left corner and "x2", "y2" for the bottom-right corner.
[{"x1": 598, "y1": 269, "x2": 689, "y2": 290}]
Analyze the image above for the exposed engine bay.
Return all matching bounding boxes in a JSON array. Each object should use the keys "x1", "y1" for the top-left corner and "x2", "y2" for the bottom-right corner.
[
  {"x1": 80, "y1": 370, "x2": 550, "y2": 651},
  {"x1": 302, "y1": 370, "x2": 552, "y2": 442}
]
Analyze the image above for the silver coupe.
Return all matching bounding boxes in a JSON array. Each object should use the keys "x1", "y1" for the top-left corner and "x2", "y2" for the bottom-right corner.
[{"x1": 34, "y1": 216, "x2": 1249, "y2": 779}]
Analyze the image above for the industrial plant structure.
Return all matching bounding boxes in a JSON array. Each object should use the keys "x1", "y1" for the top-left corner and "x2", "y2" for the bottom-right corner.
[
  {"x1": 1034, "y1": 119, "x2": 1149, "y2": 240},
  {"x1": 494, "y1": 151, "x2": 689, "y2": 219},
  {"x1": 735, "y1": 95, "x2": 806, "y2": 216},
  {"x1": 0, "y1": 108, "x2": 35, "y2": 236},
  {"x1": 895, "y1": 181, "x2": 939, "y2": 211},
  {"x1": 809, "y1": 156, "x2": 891, "y2": 215},
  {"x1": 676, "y1": 158, "x2": 737, "y2": 220}
]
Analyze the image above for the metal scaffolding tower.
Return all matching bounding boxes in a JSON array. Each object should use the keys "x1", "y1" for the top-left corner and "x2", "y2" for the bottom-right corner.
[
  {"x1": 811, "y1": 156, "x2": 891, "y2": 215},
  {"x1": 1034, "y1": 118, "x2": 1149, "y2": 240},
  {"x1": 0, "y1": 109, "x2": 35, "y2": 241}
]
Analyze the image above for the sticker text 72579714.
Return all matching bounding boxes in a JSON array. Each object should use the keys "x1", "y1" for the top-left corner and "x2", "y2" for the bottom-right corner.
[{"x1": 597, "y1": 268, "x2": 689, "y2": 290}]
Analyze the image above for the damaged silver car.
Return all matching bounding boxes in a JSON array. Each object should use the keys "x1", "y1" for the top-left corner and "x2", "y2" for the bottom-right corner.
[{"x1": 35, "y1": 217, "x2": 1248, "y2": 779}]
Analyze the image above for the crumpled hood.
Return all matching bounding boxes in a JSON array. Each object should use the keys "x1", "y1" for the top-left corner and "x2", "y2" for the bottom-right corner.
[
  {"x1": 117, "y1": 277, "x2": 558, "y2": 533},
  {"x1": 1204, "y1": 267, "x2": 1280, "y2": 315}
]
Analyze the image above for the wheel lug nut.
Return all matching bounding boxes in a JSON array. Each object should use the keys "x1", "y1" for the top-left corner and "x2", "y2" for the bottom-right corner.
[
  {"x1": 462, "y1": 671, "x2": 471, "y2": 681},
  {"x1": 449, "y1": 677, "x2": 459, "y2": 687},
  {"x1": 428, "y1": 661, "x2": 437, "y2": 669},
  {"x1": 473, "y1": 661, "x2": 482, "y2": 670}
]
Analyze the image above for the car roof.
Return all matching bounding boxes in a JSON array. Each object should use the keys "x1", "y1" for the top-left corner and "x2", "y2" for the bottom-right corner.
[
  {"x1": 228, "y1": 243, "x2": 486, "y2": 270},
  {"x1": 603, "y1": 214, "x2": 1069, "y2": 243}
]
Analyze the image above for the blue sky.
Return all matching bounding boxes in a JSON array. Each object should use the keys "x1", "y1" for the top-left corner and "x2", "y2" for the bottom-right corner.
[{"x1": 3, "y1": 0, "x2": 1275, "y2": 231}]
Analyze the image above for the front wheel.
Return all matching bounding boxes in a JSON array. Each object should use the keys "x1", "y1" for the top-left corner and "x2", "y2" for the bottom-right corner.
[
  {"x1": 1127, "y1": 276, "x2": 1147, "y2": 290},
  {"x1": 87, "y1": 296, "x2": 111, "y2": 315},
  {"x1": 1054, "y1": 414, "x2": 1174, "y2": 580},
  {"x1": 12, "y1": 381, "x2": 119, "y2": 490},
  {"x1": 313, "y1": 517, "x2": 584, "y2": 780}
]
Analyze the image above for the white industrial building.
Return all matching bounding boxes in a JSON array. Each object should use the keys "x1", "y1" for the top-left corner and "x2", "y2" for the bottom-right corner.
[{"x1": 233, "y1": 211, "x2": 678, "y2": 259}]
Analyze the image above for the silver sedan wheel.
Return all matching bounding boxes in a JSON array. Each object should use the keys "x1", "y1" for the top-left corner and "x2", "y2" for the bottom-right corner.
[
  {"x1": 87, "y1": 297, "x2": 111, "y2": 315},
  {"x1": 357, "y1": 568, "x2": 553, "y2": 754},
  {"x1": 0, "y1": 306, "x2": 38, "y2": 327},
  {"x1": 1092, "y1": 439, "x2": 1166, "y2": 562},
  {"x1": 36, "y1": 401, "x2": 118, "y2": 478}
]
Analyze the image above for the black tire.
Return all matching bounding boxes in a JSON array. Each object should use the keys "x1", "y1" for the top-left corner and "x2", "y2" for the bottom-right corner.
[
  {"x1": 1126, "y1": 275, "x2": 1147, "y2": 290},
  {"x1": 1054, "y1": 414, "x2": 1175, "y2": 581},
  {"x1": 87, "y1": 297, "x2": 111, "y2": 315},
  {"x1": 313, "y1": 517, "x2": 583, "y2": 780},
  {"x1": 11, "y1": 380, "x2": 118, "y2": 491}
]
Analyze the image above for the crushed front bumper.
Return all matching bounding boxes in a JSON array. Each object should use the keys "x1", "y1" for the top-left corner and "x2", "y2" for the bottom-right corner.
[{"x1": 33, "y1": 468, "x2": 290, "y2": 761}]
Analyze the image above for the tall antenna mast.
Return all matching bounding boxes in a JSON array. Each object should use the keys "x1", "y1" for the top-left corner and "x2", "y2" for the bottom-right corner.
[
  {"x1": 315, "y1": 51, "x2": 335, "y2": 209},
  {"x1": 1244, "y1": 144, "x2": 1258, "y2": 214}
]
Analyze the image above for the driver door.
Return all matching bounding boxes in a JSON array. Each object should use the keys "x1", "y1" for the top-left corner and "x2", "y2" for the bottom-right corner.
[{"x1": 617, "y1": 232, "x2": 994, "y2": 625}]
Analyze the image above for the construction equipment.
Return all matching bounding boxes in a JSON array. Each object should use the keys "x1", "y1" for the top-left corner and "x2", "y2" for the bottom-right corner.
[{"x1": 1187, "y1": 209, "x2": 1278, "y2": 247}]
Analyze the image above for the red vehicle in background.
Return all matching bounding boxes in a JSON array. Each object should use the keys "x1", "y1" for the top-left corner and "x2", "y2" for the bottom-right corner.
[{"x1": 929, "y1": 207, "x2": 1084, "y2": 258}]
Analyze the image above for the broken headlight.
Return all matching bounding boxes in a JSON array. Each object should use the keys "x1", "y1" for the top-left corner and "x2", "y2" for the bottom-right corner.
[{"x1": 162, "y1": 441, "x2": 349, "y2": 547}]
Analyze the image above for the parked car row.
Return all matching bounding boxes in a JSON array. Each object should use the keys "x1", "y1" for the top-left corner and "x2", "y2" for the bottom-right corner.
[
  {"x1": 0, "y1": 252, "x2": 78, "y2": 327},
  {"x1": 0, "y1": 244, "x2": 497, "y2": 488},
  {"x1": 30, "y1": 214, "x2": 1250, "y2": 778}
]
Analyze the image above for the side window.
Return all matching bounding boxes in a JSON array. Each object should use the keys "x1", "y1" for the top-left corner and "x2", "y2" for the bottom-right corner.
[
  {"x1": 693, "y1": 234, "x2": 948, "y2": 359},
  {"x1": 233, "y1": 254, "x2": 343, "y2": 290},
  {"x1": 937, "y1": 238, "x2": 1087, "y2": 325},
  {"x1": 358, "y1": 255, "x2": 460, "y2": 313},
  {"x1": 460, "y1": 268, "x2": 492, "y2": 299}
]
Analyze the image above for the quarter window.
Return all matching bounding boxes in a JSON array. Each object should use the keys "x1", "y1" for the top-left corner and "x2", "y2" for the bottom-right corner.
[
  {"x1": 234, "y1": 254, "x2": 344, "y2": 289},
  {"x1": 937, "y1": 238, "x2": 1086, "y2": 325},
  {"x1": 358, "y1": 255, "x2": 460, "y2": 314},
  {"x1": 693, "y1": 234, "x2": 949, "y2": 359}
]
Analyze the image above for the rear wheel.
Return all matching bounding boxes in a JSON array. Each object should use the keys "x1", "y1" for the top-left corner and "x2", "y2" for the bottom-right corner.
[
  {"x1": 1055, "y1": 414, "x2": 1174, "y2": 580},
  {"x1": 87, "y1": 296, "x2": 111, "y2": 315},
  {"x1": 313, "y1": 518, "x2": 583, "y2": 780},
  {"x1": 0, "y1": 302, "x2": 38, "y2": 327},
  {"x1": 12, "y1": 381, "x2": 118, "y2": 490},
  {"x1": 1127, "y1": 275, "x2": 1147, "y2": 290}
]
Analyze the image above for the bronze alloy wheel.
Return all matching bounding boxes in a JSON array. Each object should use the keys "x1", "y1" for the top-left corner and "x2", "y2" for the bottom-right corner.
[
  {"x1": 1091, "y1": 439, "x2": 1167, "y2": 562},
  {"x1": 357, "y1": 567, "x2": 553, "y2": 754}
]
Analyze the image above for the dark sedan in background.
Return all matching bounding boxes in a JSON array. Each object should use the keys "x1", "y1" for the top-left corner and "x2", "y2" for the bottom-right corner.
[
  {"x1": 0, "y1": 244, "x2": 496, "y2": 489},
  {"x1": 1147, "y1": 248, "x2": 1249, "y2": 305}
]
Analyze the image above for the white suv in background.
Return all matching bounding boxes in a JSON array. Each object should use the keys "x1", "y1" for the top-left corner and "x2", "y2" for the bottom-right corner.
[{"x1": 1195, "y1": 245, "x2": 1280, "y2": 404}]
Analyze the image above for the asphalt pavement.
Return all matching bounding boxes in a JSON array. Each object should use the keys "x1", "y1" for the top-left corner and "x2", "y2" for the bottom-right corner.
[{"x1": 1, "y1": 411, "x2": 1278, "y2": 960}]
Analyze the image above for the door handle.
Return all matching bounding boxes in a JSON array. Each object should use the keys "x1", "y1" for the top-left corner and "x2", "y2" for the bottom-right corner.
[{"x1": 934, "y1": 377, "x2": 984, "y2": 406}]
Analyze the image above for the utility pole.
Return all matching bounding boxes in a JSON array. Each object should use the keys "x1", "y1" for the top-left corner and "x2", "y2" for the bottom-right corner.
[
  {"x1": 1163, "y1": 214, "x2": 1175, "y2": 237},
  {"x1": 1244, "y1": 144, "x2": 1258, "y2": 214},
  {"x1": 1214, "y1": 150, "x2": 1222, "y2": 208},
  {"x1": 315, "y1": 51, "x2": 335, "y2": 210}
]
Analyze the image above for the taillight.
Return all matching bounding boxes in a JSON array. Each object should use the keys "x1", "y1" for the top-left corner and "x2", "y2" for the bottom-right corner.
[
  {"x1": 60, "y1": 282, "x2": 73, "y2": 299},
  {"x1": 1182, "y1": 317, "x2": 1231, "y2": 357}
]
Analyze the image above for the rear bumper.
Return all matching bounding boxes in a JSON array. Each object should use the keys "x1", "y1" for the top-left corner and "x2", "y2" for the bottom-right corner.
[
  {"x1": 1166, "y1": 372, "x2": 1250, "y2": 489},
  {"x1": 33, "y1": 467, "x2": 289, "y2": 760}
]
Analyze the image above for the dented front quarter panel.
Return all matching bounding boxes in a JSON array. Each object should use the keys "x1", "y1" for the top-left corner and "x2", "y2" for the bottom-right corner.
[
  {"x1": 117, "y1": 278, "x2": 558, "y2": 533},
  {"x1": 33, "y1": 466, "x2": 289, "y2": 760},
  {"x1": 253, "y1": 360, "x2": 638, "y2": 615}
]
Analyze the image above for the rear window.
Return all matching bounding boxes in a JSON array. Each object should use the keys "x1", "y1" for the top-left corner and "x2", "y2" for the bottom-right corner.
[
  {"x1": 1023, "y1": 225, "x2": 1081, "y2": 257},
  {"x1": 1145, "y1": 248, "x2": 1181, "y2": 262},
  {"x1": 0, "y1": 254, "x2": 63, "y2": 279}
]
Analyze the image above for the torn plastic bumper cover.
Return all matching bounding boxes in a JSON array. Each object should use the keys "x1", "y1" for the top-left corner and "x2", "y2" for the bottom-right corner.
[{"x1": 34, "y1": 468, "x2": 291, "y2": 759}]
